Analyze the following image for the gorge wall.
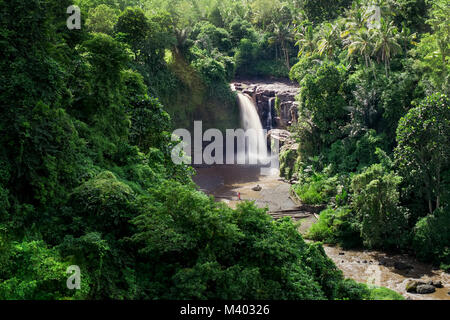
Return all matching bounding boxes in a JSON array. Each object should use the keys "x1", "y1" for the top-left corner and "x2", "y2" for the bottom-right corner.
[{"x1": 231, "y1": 80, "x2": 300, "y2": 130}]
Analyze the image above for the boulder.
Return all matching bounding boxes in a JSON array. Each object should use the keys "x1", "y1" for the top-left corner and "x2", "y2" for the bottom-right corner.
[
  {"x1": 242, "y1": 87, "x2": 255, "y2": 95},
  {"x1": 405, "y1": 280, "x2": 425, "y2": 293},
  {"x1": 431, "y1": 280, "x2": 443, "y2": 288},
  {"x1": 394, "y1": 261, "x2": 413, "y2": 270},
  {"x1": 276, "y1": 92, "x2": 297, "y2": 101},
  {"x1": 233, "y1": 83, "x2": 244, "y2": 91},
  {"x1": 416, "y1": 284, "x2": 436, "y2": 294},
  {"x1": 252, "y1": 185, "x2": 262, "y2": 191}
]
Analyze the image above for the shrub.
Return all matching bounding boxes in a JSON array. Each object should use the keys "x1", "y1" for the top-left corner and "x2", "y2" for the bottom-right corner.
[
  {"x1": 307, "y1": 207, "x2": 362, "y2": 248},
  {"x1": 412, "y1": 207, "x2": 450, "y2": 271},
  {"x1": 325, "y1": 130, "x2": 387, "y2": 173},
  {"x1": 292, "y1": 172, "x2": 338, "y2": 205},
  {"x1": 336, "y1": 279, "x2": 371, "y2": 300},
  {"x1": 336, "y1": 280, "x2": 404, "y2": 300},
  {"x1": 307, "y1": 208, "x2": 335, "y2": 242},
  {"x1": 0, "y1": 241, "x2": 75, "y2": 300},
  {"x1": 65, "y1": 171, "x2": 138, "y2": 238},
  {"x1": 368, "y1": 287, "x2": 404, "y2": 300},
  {"x1": 279, "y1": 148, "x2": 298, "y2": 179}
]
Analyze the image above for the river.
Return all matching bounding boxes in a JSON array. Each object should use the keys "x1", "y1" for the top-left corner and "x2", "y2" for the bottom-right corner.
[{"x1": 193, "y1": 164, "x2": 450, "y2": 300}]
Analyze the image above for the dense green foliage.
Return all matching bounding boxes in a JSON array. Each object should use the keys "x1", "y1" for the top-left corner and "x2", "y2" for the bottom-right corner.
[
  {"x1": 0, "y1": 0, "x2": 396, "y2": 300},
  {"x1": 1, "y1": 0, "x2": 447, "y2": 300},
  {"x1": 282, "y1": 0, "x2": 450, "y2": 270},
  {"x1": 351, "y1": 164, "x2": 409, "y2": 249},
  {"x1": 412, "y1": 207, "x2": 450, "y2": 272}
]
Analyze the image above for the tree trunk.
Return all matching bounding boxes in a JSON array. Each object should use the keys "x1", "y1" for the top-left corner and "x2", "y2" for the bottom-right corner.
[
  {"x1": 385, "y1": 59, "x2": 389, "y2": 77},
  {"x1": 425, "y1": 180, "x2": 433, "y2": 214},
  {"x1": 436, "y1": 167, "x2": 441, "y2": 210},
  {"x1": 371, "y1": 60, "x2": 377, "y2": 80},
  {"x1": 282, "y1": 42, "x2": 290, "y2": 69}
]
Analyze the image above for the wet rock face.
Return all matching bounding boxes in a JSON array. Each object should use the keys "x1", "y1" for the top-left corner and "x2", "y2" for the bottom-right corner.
[{"x1": 232, "y1": 81, "x2": 299, "y2": 129}]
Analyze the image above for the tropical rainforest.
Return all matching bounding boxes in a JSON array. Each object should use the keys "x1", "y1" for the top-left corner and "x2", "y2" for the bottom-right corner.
[{"x1": 0, "y1": 0, "x2": 448, "y2": 300}]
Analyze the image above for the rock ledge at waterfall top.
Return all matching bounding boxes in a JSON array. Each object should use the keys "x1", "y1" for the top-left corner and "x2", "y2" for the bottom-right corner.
[{"x1": 231, "y1": 80, "x2": 300, "y2": 129}]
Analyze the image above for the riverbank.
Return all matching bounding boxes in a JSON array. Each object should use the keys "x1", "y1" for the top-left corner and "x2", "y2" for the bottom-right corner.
[{"x1": 193, "y1": 164, "x2": 296, "y2": 212}]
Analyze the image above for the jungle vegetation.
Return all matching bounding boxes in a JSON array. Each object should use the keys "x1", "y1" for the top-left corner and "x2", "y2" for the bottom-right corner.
[{"x1": 0, "y1": 0, "x2": 446, "y2": 300}]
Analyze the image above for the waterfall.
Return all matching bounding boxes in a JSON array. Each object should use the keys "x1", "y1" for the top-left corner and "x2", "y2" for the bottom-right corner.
[
  {"x1": 237, "y1": 93, "x2": 268, "y2": 164},
  {"x1": 267, "y1": 98, "x2": 274, "y2": 130}
]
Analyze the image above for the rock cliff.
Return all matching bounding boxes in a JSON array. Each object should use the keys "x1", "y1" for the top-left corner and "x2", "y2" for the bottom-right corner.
[{"x1": 231, "y1": 80, "x2": 300, "y2": 129}]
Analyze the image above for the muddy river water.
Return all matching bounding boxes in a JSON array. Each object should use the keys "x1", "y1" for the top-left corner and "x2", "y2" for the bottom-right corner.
[{"x1": 193, "y1": 164, "x2": 450, "y2": 300}]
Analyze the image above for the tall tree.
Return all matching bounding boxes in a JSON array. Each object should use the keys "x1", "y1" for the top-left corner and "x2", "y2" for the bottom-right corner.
[
  {"x1": 344, "y1": 27, "x2": 374, "y2": 68},
  {"x1": 372, "y1": 18, "x2": 402, "y2": 77},
  {"x1": 397, "y1": 22, "x2": 417, "y2": 58},
  {"x1": 395, "y1": 93, "x2": 450, "y2": 214},
  {"x1": 342, "y1": 0, "x2": 372, "y2": 33},
  {"x1": 86, "y1": 4, "x2": 119, "y2": 35},
  {"x1": 114, "y1": 7, "x2": 149, "y2": 60},
  {"x1": 269, "y1": 23, "x2": 294, "y2": 69},
  {"x1": 317, "y1": 23, "x2": 341, "y2": 58},
  {"x1": 295, "y1": 24, "x2": 316, "y2": 57}
]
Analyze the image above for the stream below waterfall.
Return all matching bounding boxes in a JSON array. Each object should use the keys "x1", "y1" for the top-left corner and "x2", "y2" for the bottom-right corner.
[
  {"x1": 193, "y1": 82, "x2": 449, "y2": 300},
  {"x1": 193, "y1": 164, "x2": 450, "y2": 300}
]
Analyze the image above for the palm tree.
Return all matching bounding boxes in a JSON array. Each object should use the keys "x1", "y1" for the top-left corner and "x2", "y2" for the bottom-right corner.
[
  {"x1": 295, "y1": 24, "x2": 316, "y2": 58},
  {"x1": 344, "y1": 27, "x2": 375, "y2": 69},
  {"x1": 269, "y1": 23, "x2": 294, "y2": 69},
  {"x1": 342, "y1": 0, "x2": 372, "y2": 35},
  {"x1": 317, "y1": 23, "x2": 340, "y2": 58},
  {"x1": 372, "y1": 18, "x2": 402, "y2": 77},
  {"x1": 368, "y1": 0, "x2": 395, "y2": 24},
  {"x1": 398, "y1": 22, "x2": 417, "y2": 58}
]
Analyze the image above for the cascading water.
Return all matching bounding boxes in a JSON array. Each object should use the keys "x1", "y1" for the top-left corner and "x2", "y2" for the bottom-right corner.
[
  {"x1": 237, "y1": 92, "x2": 269, "y2": 164},
  {"x1": 267, "y1": 98, "x2": 274, "y2": 130}
]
